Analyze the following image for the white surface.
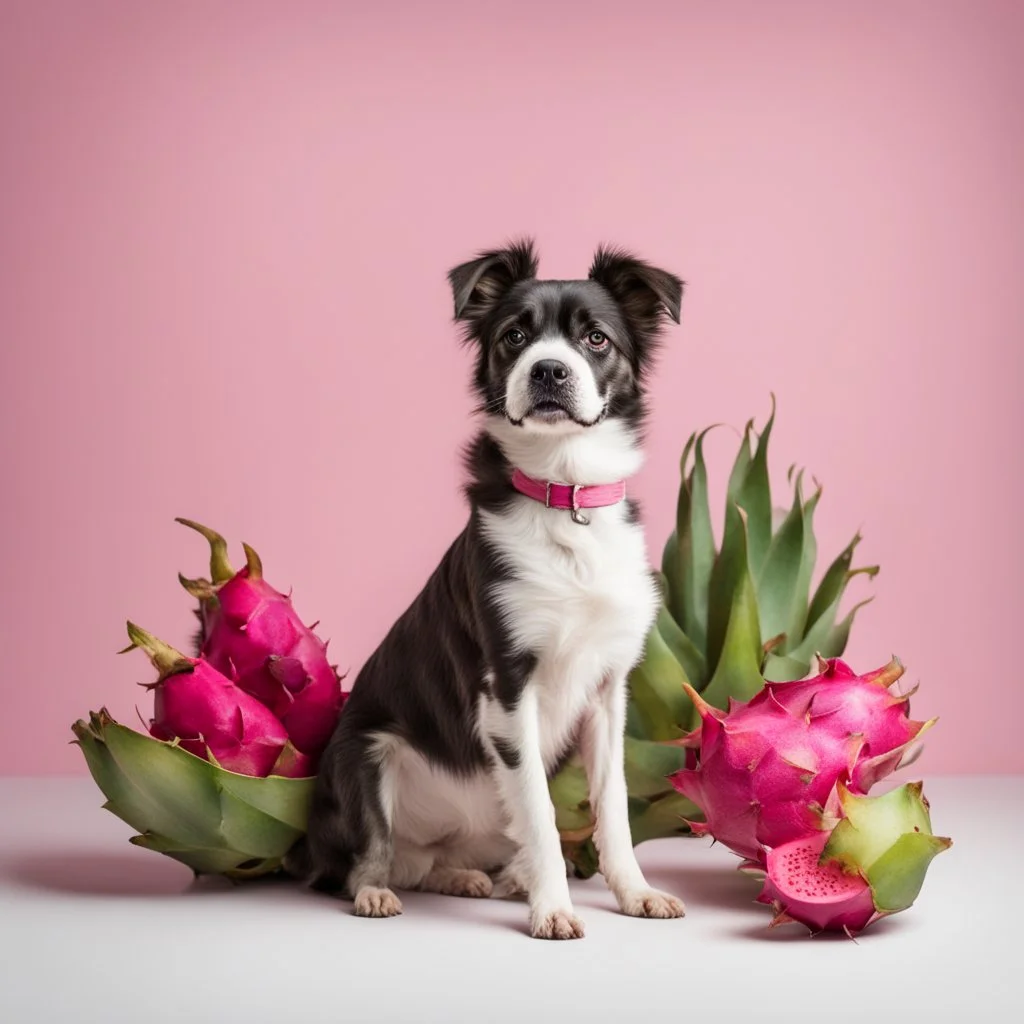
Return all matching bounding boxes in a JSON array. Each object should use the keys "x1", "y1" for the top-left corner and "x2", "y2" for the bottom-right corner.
[{"x1": 0, "y1": 776, "x2": 1018, "y2": 1023}]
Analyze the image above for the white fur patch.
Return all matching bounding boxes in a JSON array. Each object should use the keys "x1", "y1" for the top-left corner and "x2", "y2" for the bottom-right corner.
[
  {"x1": 504, "y1": 336, "x2": 605, "y2": 425},
  {"x1": 479, "y1": 495, "x2": 655, "y2": 770}
]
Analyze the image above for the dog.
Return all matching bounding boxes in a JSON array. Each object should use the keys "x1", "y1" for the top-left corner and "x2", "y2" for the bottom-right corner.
[{"x1": 288, "y1": 240, "x2": 687, "y2": 939}]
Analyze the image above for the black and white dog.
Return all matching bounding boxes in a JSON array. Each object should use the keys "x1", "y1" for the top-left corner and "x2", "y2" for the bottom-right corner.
[{"x1": 289, "y1": 241, "x2": 686, "y2": 939}]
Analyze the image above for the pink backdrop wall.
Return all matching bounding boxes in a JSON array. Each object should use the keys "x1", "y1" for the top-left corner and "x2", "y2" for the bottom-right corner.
[{"x1": 1, "y1": 0, "x2": 1021, "y2": 775}]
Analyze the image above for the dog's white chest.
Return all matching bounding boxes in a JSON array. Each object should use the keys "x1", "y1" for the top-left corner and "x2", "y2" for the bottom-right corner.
[{"x1": 483, "y1": 501, "x2": 659, "y2": 765}]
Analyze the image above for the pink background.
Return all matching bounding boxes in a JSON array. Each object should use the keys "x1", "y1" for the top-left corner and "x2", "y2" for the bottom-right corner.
[{"x1": 1, "y1": 1, "x2": 1021, "y2": 775}]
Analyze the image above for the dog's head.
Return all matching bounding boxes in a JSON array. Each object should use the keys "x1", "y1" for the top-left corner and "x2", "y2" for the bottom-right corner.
[{"x1": 448, "y1": 240, "x2": 682, "y2": 439}]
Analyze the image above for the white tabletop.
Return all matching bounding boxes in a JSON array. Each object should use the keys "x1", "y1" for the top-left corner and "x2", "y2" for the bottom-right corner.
[{"x1": 0, "y1": 775, "x2": 1017, "y2": 1023}]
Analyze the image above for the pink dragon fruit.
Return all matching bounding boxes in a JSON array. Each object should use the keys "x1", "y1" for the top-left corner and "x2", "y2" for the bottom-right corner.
[
  {"x1": 670, "y1": 657, "x2": 933, "y2": 863},
  {"x1": 123, "y1": 622, "x2": 309, "y2": 778},
  {"x1": 177, "y1": 519, "x2": 346, "y2": 764},
  {"x1": 756, "y1": 782, "x2": 952, "y2": 935},
  {"x1": 758, "y1": 657, "x2": 928, "y2": 791}
]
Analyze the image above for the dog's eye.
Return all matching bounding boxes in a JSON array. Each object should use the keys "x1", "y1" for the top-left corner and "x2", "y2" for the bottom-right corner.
[
  {"x1": 504, "y1": 329, "x2": 527, "y2": 347},
  {"x1": 586, "y1": 330, "x2": 609, "y2": 350}
]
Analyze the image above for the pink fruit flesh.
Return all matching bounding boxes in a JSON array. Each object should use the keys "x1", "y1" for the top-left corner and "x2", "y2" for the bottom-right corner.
[{"x1": 758, "y1": 831, "x2": 877, "y2": 934}]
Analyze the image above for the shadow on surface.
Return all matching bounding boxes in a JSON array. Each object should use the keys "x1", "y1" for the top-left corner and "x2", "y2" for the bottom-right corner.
[
  {"x1": 726, "y1": 912, "x2": 909, "y2": 943},
  {"x1": 642, "y1": 862, "x2": 764, "y2": 914},
  {"x1": 0, "y1": 849, "x2": 538, "y2": 936},
  {"x1": 1, "y1": 850, "x2": 200, "y2": 896}
]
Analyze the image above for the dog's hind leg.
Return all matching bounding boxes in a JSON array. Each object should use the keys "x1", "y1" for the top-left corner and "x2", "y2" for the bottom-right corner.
[
  {"x1": 419, "y1": 865, "x2": 493, "y2": 898},
  {"x1": 292, "y1": 729, "x2": 404, "y2": 918}
]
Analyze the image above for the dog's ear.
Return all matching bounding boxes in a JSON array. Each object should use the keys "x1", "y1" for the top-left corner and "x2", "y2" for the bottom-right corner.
[
  {"x1": 588, "y1": 247, "x2": 683, "y2": 335},
  {"x1": 448, "y1": 239, "x2": 539, "y2": 322}
]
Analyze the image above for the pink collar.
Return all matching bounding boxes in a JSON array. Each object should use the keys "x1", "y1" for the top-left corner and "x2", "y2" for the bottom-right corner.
[{"x1": 511, "y1": 468, "x2": 627, "y2": 525}]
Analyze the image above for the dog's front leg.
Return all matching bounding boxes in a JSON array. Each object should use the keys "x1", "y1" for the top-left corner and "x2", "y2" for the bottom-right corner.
[
  {"x1": 487, "y1": 687, "x2": 585, "y2": 940},
  {"x1": 580, "y1": 677, "x2": 686, "y2": 919}
]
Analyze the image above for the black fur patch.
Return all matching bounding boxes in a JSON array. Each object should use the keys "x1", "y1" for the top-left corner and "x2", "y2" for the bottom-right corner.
[{"x1": 490, "y1": 735, "x2": 521, "y2": 770}]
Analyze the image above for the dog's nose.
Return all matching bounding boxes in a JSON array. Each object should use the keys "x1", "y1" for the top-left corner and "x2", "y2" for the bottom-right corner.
[{"x1": 530, "y1": 359, "x2": 569, "y2": 387}]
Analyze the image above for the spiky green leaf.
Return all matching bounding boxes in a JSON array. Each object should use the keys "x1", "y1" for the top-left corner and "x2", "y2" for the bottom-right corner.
[
  {"x1": 819, "y1": 598, "x2": 874, "y2": 659},
  {"x1": 655, "y1": 604, "x2": 707, "y2": 689},
  {"x1": 700, "y1": 568, "x2": 765, "y2": 709},
  {"x1": 669, "y1": 428, "x2": 717, "y2": 656},
  {"x1": 705, "y1": 501, "x2": 751, "y2": 678},
  {"x1": 735, "y1": 395, "x2": 775, "y2": 575},
  {"x1": 761, "y1": 652, "x2": 811, "y2": 683},
  {"x1": 726, "y1": 419, "x2": 754, "y2": 503},
  {"x1": 756, "y1": 474, "x2": 807, "y2": 642},
  {"x1": 624, "y1": 737, "x2": 688, "y2": 798},
  {"x1": 628, "y1": 628, "x2": 694, "y2": 738},
  {"x1": 629, "y1": 792, "x2": 703, "y2": 845}
]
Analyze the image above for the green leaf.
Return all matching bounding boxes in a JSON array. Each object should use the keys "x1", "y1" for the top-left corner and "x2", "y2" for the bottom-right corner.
[
  {"x1": 785, "y1": 483, "x2": 822, "y2": 646},
  {"x1": 625, "y1": 697, "x2": 652, "y2": 739},
  {"x1": 549, "y1": 761, "x2": 590, "y2": 811},
  {"x1": 563, "y1": 837, "x2": 600, "y2": 879},
  {"x1": 700, "y1": 568, "x2": 766, "y2": 710},
  {"x1": 819, "y1": 598, "x2": 874, "y2": 659},
  {"x1": 705, "y1": 500, "x2": 750, "y2": 678},
  {"x1": 783, "y1": 586, "x2": 845, "y2": 669},
  {"x1": 735, "y1": 395, "x2": 775, "y2": 576},
  {"x1": 623, "y1": 737, "x2": 687, "y2": 798},
  {"x1": 756, "y1": 474, "x2": 807, "y2": 643},
  {"x1": 663, "y1": 435, "x2": 695, "y2": 633},
  {"x1": 554, "y1": 803, "x2": 594, "y2": 834},
  {"x1": 74, "y1": 713, "x2": 223, "y2": 847},
  {"x1": 74, "y1": 711, "x2": 314, "y2": 878},
  {"x1": 627, "y1": 627, "x2": 694, "y2": 738},
  {"x1": 656, "y1": 604, "x2": 708, "y2": 689},
  {"x1": 215, "y1": 771, "x2": 315, "y2": 833},
  {"x1": 668, "y1": 428, "x2": 716, "y2": 657},
  {"x1": 213, "y1": 786, "x2": 305, "y2": 858},
  {"x1": 129, "y1": 833, "x2": 263, "y2": 876},
  {"x1": 865, "y1": 832, "x2": 952, "y2": 914},
  {"x1": 726, "y1": 419, "x2": 754, "y2": 503},
  {"x1": 761, "y1": 652, "x2": 811, "y2": 683},
  {"x1": 661, "y1": 529, "x2": 681, "y2": 615},
  {"x1": 807, "y1": 532, "x2": 860, "y2": 631},
  {"x1": 629, "y1": 792, "x2": 703, "y2": 846}
]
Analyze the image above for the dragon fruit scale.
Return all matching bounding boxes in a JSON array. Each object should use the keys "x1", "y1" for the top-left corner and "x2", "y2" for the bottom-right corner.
[
  {"x1": 176, "y1": 519, "x2": 346, "y2": 763},
  {"x1": 757, "y1": 781, "x2": 952, "y2": 935},
  {"x1": 123, "y1": 622, "x2": 308, "y2": 778},
  {"x1": 669, "y1": 657, "x2": 934, "y2": 863}
]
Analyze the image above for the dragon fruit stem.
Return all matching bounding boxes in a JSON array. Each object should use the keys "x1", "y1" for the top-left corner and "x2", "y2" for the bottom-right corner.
[
  {"x1": 241, "y1": 542, "x2": 263, "y2": 580},
  {"x1": 681, "y1": 681, "x2": 714, "y2": 720},
  {"x1": 175, "y1": 518, "x2": 234, "y2": 584},
  {"x1": 123, "y1": 621, "x2": 192, "y2": 679},
  {"x1": 865, "y1": 656, "x2": 905, "y2": 689},
  {"x1": 178, "y1": 572, "x2": 216, "y2": 600}
]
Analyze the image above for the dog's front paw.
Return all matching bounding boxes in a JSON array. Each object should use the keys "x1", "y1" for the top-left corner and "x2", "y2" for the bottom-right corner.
[
  {"x1": 353, "y1": 886, "x2": 403, "y2": 918},
  {"x1": 530, "y1": 907, "x2": 586, "y2": 940},
  {"x1": 618, "y1": 888, "x2": 686, "y2": 919}
]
